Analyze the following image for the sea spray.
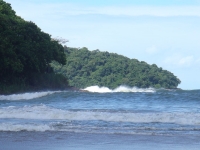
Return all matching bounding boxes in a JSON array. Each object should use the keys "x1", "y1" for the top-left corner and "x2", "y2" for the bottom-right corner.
[
  {"x1": 0, "y1": 91, "x2": 61, "y2": 100},
  {"x1": 1, "y1": 105, "x2": 200, "y2": 125},
  {"x1": 0, "y1": 123, "x2": 52, "y2": 132},
  {"x1": 0, "y1": 89, "x2": 200, "y2": 138},
  {"x1": 83, "y1": 86, "x2": 112, "y2": 93},
  {"x1": 83, "y1": 85, "x2": 155, "y2": 93}
]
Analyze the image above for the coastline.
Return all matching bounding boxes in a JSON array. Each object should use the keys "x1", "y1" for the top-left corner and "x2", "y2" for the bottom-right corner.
[
  {"x1": 0, "y1": 85, "x2": 75, "y2": 95},
  {"x1": 0, "y1": 85, "x2": 183, "y2": 95}
]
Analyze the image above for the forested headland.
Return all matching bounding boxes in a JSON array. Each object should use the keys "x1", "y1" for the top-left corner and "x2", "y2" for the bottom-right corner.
[
  {"x1": 0, "y1": 0, "x2": 68, "y2": 94},
  {"x1": 0, "y1": 0, "x2": 181, "y2": 94},
  {"x1": 51, "y1": 47, "x2": 181, "y2": 89}
]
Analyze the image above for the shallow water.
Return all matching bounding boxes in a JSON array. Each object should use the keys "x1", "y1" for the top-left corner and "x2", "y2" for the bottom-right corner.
[
  {"x1": 1, "y1": 132, "x2": 199, "y2": 150},
  {"x1": 0, "y1": 86, "x2": 200, "y2": 149}
]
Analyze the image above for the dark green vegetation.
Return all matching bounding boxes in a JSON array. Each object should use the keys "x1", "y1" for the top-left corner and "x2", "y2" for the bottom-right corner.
[
  {"x1": 0, "y1": 0, "x2": 68, "y2": 94},
  {"x1": 0, "y1": 0, "x2": 181, "y2": 94},
  {"x1": 52, "y1": 47, "x2": 181, "y2": 89}
]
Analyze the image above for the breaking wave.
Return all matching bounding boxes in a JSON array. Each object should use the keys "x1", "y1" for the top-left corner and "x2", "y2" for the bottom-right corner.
[
  {"x1": 82, "y1": 85, "x2": 155, "y2": 93},
  {"x1": 0, "y1": 123, "x2": 52, "y2": 132},
  {"x1": 0, "y1": 105, "x2": 200, "y2": 125},
  {"x1": 0, "y1": 91, "x2": 61, "y2": 101},
  {"x1": 1, "y1": 122, "x2": 200, "y2": 134}
]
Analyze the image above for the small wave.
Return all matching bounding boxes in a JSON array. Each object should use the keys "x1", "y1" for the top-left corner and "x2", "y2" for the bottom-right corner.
[
  {"x1": 0, "y1": 105, "x2": 200, "y2": 125},
  {"x1": 0, "y1": 91, "x2": 61, "y2": 100},
  {"x1": 0, "y1": 123, "x2": 52, "y2": 132},
  {"x1": 82, "y1": 85, "x2": 155, "y2": 93},
  {"x1": 0, "y1": 122, "x2": 200, "y2": 134}
]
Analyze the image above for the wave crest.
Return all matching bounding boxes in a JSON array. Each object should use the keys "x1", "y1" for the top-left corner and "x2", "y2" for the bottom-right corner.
[
  {"x1": 82, "y1": 85, "x2": 155, "y2": 93},
  {"x1": 0, "y1": 123, "x2": 52, "y2": 132},
  {"x1": 1, "y1": 105, "x2": 200, "y2": 125},
  {"x1": 0, "y1": 91, "x2": 60, "y2": 101}
]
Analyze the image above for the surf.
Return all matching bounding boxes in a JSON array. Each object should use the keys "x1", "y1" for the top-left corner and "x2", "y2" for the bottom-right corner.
[
  {"x1": 82, "y1": 85, "x2": 155, "y2": 93},
  {"x1": 1, "y1": 105, "x2": 200, "y2": 125},
  {"x1": 0, "y1": 91, "x2": 61, "y2": 100}
]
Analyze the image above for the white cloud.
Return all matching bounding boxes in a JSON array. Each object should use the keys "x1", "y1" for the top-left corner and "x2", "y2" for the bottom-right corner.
[
  {"x1": 8, "y1": 0, "x2": 200, "y2": 18},
  {"x1": 196, "y1": 58, "x2": 200, "y2": 64},
  {"x1": 47, "y1": 5, "x2": 200, "y2": 17},
  {"x1": 95, "y1": 6, "x2": 200, "y2": 17},
  {"x1": 5, "y1": 0, "x2": 200, "y2": 90},
  {"x1": 179, "y1": 56, "x2": 194, "y2": 65},
  {"x1": 164, "y1": 55, "x2": 195, "y2": 67},
  {"x1": 146, "y1": 46, "x2": 158, "y2": 54}
]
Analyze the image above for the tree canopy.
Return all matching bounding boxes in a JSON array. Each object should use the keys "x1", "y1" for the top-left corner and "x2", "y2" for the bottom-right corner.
[
  {"x1": 0, "y1": 0, "x2": 67, "y2": 93},
  {"x1": 0, "y1": 0, "x2": 181, "y2": 93},
  {"x1": 51, "y1": 47, "x2": 181, "y2": 89}
]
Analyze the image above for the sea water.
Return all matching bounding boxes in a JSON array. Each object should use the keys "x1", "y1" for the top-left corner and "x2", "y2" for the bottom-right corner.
[{"x1": 0, "y1": 86, "x2": 200, "y2": 150}]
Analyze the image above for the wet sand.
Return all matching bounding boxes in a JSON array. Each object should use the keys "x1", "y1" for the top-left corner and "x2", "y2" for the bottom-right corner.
[{"x1": 0, "y1": 132, "x2": 200, "y2": 150}]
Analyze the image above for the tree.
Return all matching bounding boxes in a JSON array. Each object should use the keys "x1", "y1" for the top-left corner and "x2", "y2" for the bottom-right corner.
[
  {"x1": 0, "y1": 0, "x2": 67, "y2": 93},
  {"x1": 52, "y1": 47, "x2": 181, "y2": 89}
]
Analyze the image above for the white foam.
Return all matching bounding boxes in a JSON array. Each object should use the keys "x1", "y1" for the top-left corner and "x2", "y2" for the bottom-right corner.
[
  {"x1": 113, "y1": 86, "x2": 155, "y2": 93},
  {"x1": 0, "y1": 123, "x2": 52, "y2": 132},
  {"x1": 0, "y1": 122, "x2": 199, "y2": 134},
  {"x1": 0, "y1": 105, "x2": 200, "y2": 125},
  {"x1": 83, "y1": 85, "x2": 155, "y2": 93},
  {"x1": 83, "y1": 86, "x2": 112, "y2": 93},
  {"x1": 0, "y1": 91, "x2": 60, "y2": 100}
]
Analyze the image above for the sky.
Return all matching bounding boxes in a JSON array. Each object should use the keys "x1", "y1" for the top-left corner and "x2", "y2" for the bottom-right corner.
[{"x1": 5, "y1": 0, "x2": 200, "y2": 90}]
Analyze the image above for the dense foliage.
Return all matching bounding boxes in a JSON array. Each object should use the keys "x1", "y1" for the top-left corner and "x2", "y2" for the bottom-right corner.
[
  {"x1": 0, "y1": 0, "x2": 67, "y2": 94},
  {"x1": 52, "y1": 47, "x2": 181, "y2": 89},
  {"x1": 0, "y1": 0, "x2": 181, "y2": 93}
]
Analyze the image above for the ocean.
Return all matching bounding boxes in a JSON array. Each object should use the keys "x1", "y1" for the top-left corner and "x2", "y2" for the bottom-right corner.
[{"x1": 0, "y1": 86, "x2": 200, "y2": 150}]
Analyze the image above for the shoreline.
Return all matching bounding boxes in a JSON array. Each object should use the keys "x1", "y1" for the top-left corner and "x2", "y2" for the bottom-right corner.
[
  {"x1": 0, "y1": 86, "x2": 183, "y2": 95},
  {"x1": 0, "y1": 86, "x2": 77, "y2": 96},
  {"x1": 0, "y1": 131, "x2": 199, "y2": 150}
]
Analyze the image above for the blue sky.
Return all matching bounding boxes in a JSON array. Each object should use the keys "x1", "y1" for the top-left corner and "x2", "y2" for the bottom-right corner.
[
  {"x1": 5, "y1": 0, "x2": 200, "y2": 89},
  {"x1": 7, "y1": 0, "x2": 200, "y2": 6}
]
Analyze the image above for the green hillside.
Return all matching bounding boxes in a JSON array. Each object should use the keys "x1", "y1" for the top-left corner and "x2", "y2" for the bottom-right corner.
[
  {"x1": 52, "y1": 47, "x2": 181, "y2": 89},
  {"x1": 0, "y1": 0, "x2": 68, "y2": 94},
  {"x1": 0, "y1": 0, "x2": 181, "y2": 93}
]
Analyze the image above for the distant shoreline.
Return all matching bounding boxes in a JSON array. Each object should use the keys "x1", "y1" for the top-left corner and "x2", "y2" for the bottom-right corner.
[
  {"x1": 0, "y1": 85, "x2": 72, "y2": 95},
  {"x1": 0, "y1": 86, "x2": 183, "y2": 95}
]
